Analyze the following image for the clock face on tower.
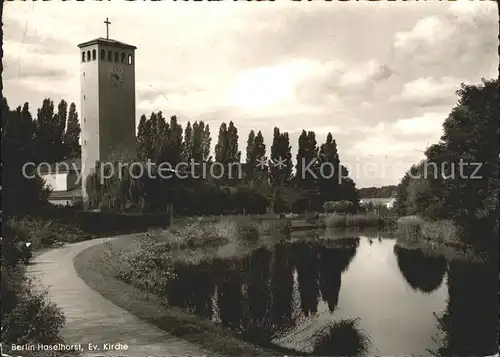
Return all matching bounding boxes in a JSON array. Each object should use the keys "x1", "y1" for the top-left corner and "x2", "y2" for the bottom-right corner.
[{"x1": 109, "y1": 68, "x2": 124, "y2": 87}]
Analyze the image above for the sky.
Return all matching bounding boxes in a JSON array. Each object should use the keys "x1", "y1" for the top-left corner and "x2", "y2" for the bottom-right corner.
[{"x1": 3, "y1": 0, "x2": 498, "y2": 187}]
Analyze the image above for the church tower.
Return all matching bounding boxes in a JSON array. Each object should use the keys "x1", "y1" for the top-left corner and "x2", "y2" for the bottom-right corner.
[{"x1": 77, "y1": 18, "x2": 137, "y2": 199}]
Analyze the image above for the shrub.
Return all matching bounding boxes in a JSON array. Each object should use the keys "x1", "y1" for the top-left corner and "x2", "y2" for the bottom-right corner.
[
  {"x1": 236, "y1": 221, "x2": 259, "y2": 243},
  {"x1": 1, "y1": 264, "x2": 66, "y2": 353},
  {"x1": 311, "y1": 318, "x2": 371, "y2": 357},
  {"x1": 1, "y1": 222, "x2": 68, "y2": 355},
  {"x1": 396, "y1": 215, "x2": 425, "y2": 242},
  {"x1": 258, "y1": 220, "x2": 289, "y2": 237},
  {"x1": 121, "y1": 232, "x2": 176, "y2": 297},
  {"x1": 323, "y1": 200, "x2": 355, "y2": 214},
  {"x1": 397, "y1": 215, "x2": 462, "y2": 245},
  {"x1": 213, "y1": 218, "x2": 239, "y2": 241},
  {"x1": 6, "y1": 216, "x2": 92, "y2": 249},
  {"x1": 420, "y1": 219, "x2": 461, "y2": 244},
  {"x1": 2, "y1": 279, "x2": 66, "y2": 346},
  {"x1": 323, "y1": 213, "x2": 383, "y2": 228}
]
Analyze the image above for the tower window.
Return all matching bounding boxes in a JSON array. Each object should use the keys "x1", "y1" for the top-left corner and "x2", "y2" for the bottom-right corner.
[
  {"x1": 92, "y1": 49, "x2": 96, "y2": 60},
  {"x1": 84, "y1": 140, "x2": 86, "y2": 146},
  {"x1": 107, "y1": 50, "x2": 112, "y2": 61},
  {"x1": 121, "y1": 53, "x2": 125, "y2": 63},
  {"x1": 82, "y1": 52, "x2": 86, "y2": 62},
  {"x1": 87, "y1": 51, "x2": 91, "y2": 61},
  {"x1": 114, "y1": 52, "x2": 119, "y2": 62},
  {"x1": 127, "y1": 54, "x2": 133, "y2": 65},
  {"x1": 83, "y1": 72, "x2": 85, "y2": 77},
  {"x1": 84, "y1": 117, "x2": 86, "y2": 124},
  {"x1": 101, "y1": 49, "x2": 106, "y2": 60},
  {"x1": 84, "y1": 95, "x2": 86, "y2": 100}
]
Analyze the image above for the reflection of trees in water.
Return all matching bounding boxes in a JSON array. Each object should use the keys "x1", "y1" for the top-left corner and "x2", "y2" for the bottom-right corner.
[
  {"x1": 393, "y1": 245, "x2": 447, "y2": 293},
  {"x1": 217, "y1": 245, "x2": 301, "y2": 345},
  {"x1": 165, "y1": 239, "x2": 363, "y2": 351},
  {"x1": 270, "y1": 243, "x2": 294, "y2": 326},
  {"x1": 318, "y1": 238, "x2": 359, "y2": 312},
  {"x1": 215, "y1": 259, "x2": 244, "y2": 330},
  {"x1": 433, "y1": 260, "x2": 498, "y2": 357},
  {"x1": 243, "y1": 247, "x2": 272, "y2": 321},
  {"x1": 165, "y1": 260, "x2": 215, "y2": 319},
  {"x1": 293, "y1": 242, "x2": 320, "y2": 316}
]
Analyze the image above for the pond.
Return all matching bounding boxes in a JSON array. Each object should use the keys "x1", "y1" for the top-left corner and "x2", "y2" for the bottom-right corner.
[{"x1": 164, "y1": 231, "x2": 498, "y2": 356}]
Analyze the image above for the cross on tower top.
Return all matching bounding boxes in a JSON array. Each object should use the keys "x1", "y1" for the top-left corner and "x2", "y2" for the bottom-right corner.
[{"x1": 104, "y1": 17, "x2": 111, "y2": 39}]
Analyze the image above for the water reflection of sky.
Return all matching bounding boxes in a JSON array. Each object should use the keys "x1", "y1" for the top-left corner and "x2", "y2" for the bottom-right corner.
[
  {"x1": 168, "y1": 230, "x2": 499, "y2": 356},
  {"x1": 295, "y1": 237, "x2": 448, "y2": 356}
]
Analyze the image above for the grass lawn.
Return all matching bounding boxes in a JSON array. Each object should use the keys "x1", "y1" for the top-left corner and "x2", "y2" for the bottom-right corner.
[{"x1": 73, "y1": 233, "x2": 302, "y2": 356}]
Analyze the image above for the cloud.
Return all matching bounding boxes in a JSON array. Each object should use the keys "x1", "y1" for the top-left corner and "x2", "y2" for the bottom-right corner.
[
  {"x1": 391, "y1": 76, "x2": 463, "y2": 107},
  {"x1": 3, "y1": 37, "x2": 74, "y2": 81},
  {"x1": 392, "y1": 112, "x2": 446, "y2": 137},
  {"x1": 340, "y1": 61, "x2": 394, "y2": 88},
  {"x1": 392, "y1": 1, "x2": 497, "y2": 70},
  {"x1": 2, "y1": 1, "x2": 496, "y2": 187}
]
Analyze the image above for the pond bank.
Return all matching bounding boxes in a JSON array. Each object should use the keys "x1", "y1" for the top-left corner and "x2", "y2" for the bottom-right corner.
[{"x1": 73, "y1": 233, "x2": 298, "y2": 356}]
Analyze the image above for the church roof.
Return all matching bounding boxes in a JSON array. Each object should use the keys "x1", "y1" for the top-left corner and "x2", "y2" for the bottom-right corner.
[{"x1": 78, "y1": 38, "x2": 137, "y2": 50}]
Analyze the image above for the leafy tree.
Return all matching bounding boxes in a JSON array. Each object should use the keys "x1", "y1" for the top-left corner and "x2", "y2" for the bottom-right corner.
[
  {"x1": 54, "y1": 99, "x2": 67, "y2": 158},
  {"x1": 2, "y1": 99, "x2": 49, "y2": 217},
  {"x1": 295, "y1": 130, "x2": 319, "y2": 190},
  {"x1": 269, "y1": 127, "x2": 292, "y2": 188},
  {"x1": 317, "y1": 133, "x2": 341, "y2": 202},
  {"x1": 424, "y1": 79, "x2": 498, "y2": 231},
  {"x1": 167, "y1": 115, "x2": 183, "y2": 165},
  {"x1": 215, "y1": 122, "x2": 241, "y2": 183},
  {"x1": 395, "y1": 79, "x2": 499, "y2": 237},
  {"x1": 393, "y1": 172, "x2": 412, "y2": 216},
  {"x1": 245, "y1": 129, "x2": 269, "y2": 188},
  {"x1": 227, "y1": 121, "x2": 241, "y2": 163},
  {"x1": 136, "y1": 114, "x2": 149, "y2": 160},
  {"x1": 63, "y1": 102, "x2": 81, "y2": 158},
  {"x1": 34, "y1": 98, "x2": 57, "y2": 162},
  {"x1": 358, "y1": 185, "x2": 398, "y2": 199},
  {"x1": 253, "y1": 130, "x2": 267, "y2": 185},
  {"x1": 215, "y1": 122, "x2": 228, "y2": 164},
  {"x1": 338, "y1": 172, "x2": 360, "y2": 208},
  {"x1": 182, "y1": 121, "x2": 193, "y2": 162},
  {"x1": 246, "y1": 130, "x2": 256, "y2": 166},
  {"x1": 191, "y1": 121, "x2": 207, "y2": 162},
  {"x1": 202, "y1": 122, "x2": 212, "y2": 162}
]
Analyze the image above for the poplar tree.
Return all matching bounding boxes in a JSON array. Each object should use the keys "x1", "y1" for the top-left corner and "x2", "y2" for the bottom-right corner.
[{"x1": 64, "y1": 102, "x2": 81, "y2": 158}]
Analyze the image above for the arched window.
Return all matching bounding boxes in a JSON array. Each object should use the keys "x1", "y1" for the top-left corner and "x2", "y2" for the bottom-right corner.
[
  {"x1": 87, "y1": 51, "x2": 91, "y2": 61},
  {"x1": 92, "y1": 49, "x2": 96, "y2": 60},
  {"x1": 114, "y1": 52, "x2": 119, "y2": 62},
  {"x1": 121, "y1": 53, "x2": 125, "y2": 63},
  {"x1": 82, "y1": 52, "x2": 86, "y2": 62},
  {"x1": 101, "y1": 49, "x2": 106, "y2": 60},
  {"x1": 127, "y1": 54, "x2": 133, "y2": 65},
  {"x1": 107, "y1": 50, "x2": 112, "y2": 61}
]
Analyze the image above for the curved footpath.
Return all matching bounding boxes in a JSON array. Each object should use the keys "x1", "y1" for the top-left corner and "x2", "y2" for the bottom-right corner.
[{"x1": 26, "y1": 236, "x2": 209, "y2": 357}]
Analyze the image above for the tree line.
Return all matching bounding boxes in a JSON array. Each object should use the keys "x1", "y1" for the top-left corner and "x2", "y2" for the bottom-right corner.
[
  {"x1": 2, "y1": 97, "x2": 81, "y2": 217},
  {"x1": 358, "y1": 185, "x2": 397, "y2": 199},
  {"x1": 87, "y1": 112, "x2": 359, "y2": 214},
  {"x1": 393, "y1": 79, "x2": 499, "y2": 240}
]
